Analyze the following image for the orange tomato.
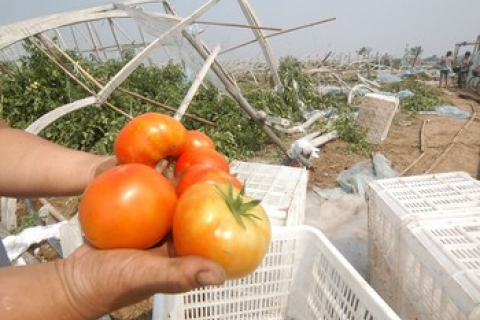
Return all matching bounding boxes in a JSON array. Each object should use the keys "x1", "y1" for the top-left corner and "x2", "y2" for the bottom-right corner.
[
  {"x1": 79, "y1": 163, "x2": 177, "y2": 249},
  {"x1": 180, "y1": 130, "x2": 216, "y2": 154},
  {"x1": 176, "y1": 165, "x2": 242, "y2": 196},
  {"x1": 174, "y1": 147, "x2": 230, "y2": 176},
  {"x1": 114, "y1": 112, "x2": 187, "y2": 167},
  {"x1": 173, "y1": 182, "x2": 271, "y2": 279}
]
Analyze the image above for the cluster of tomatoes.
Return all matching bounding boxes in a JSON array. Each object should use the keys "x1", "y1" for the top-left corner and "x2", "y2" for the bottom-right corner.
[{"x1": 78, "y1": 112, "x2": 271, "y2": 279}]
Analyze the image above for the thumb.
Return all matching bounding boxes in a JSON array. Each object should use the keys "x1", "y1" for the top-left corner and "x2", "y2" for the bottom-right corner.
[{"x1": 137, "y1": 254, "x2": 227, "y2": 294}]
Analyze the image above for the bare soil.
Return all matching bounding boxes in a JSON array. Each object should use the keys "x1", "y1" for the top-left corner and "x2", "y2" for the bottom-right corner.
[
  {"x1": 15, "y1": 88, "x2": 480, "y2": 320},
  {"x1": 311, "y1": 89, "x2": 480, "y2": 188}
]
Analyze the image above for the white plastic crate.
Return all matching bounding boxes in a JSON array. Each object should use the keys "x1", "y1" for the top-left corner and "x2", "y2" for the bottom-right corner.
[
  {"x1": 398, "y1": 216, "x2": 480, "y2": 320},
  {"x1": 356, "y1": 93, "x2": 399, "y2": 145},
  {"x1": 229, "y1": 161, "x2": 308, "y2": 226},
  {"x1": 153, "y1": 225, "x2": 400, "y2": 320},
  {"x1": 367, "y1": 171, "x2": 480, "y2": 310}
]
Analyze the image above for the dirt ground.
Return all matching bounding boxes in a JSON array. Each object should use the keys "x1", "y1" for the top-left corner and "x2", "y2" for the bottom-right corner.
[
  {"x1": 310, "y1": 88, "x2": 480, "y2": 188},
  {"x1": 14, "y1": 87, "x2": 480, "y2": 320}
]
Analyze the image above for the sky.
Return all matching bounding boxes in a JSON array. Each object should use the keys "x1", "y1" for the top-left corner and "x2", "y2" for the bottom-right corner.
[{"x1": 0, "y1": 0, "x2": 479, "y2": 60}]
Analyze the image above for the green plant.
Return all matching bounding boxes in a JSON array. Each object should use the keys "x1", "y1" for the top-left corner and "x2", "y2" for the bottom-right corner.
[
  {"x1": 380, "y1": 80, "x2": 444, "y2": 112},
  {"x1": 0, "y1": 46, "x2": 372, "y2": 160},
  {"x1": 15, "y1": 210, "x2": 40, "y2": 233},
  {"x1": 333, "y1": 113, "x2": 374, "y2": 155}
]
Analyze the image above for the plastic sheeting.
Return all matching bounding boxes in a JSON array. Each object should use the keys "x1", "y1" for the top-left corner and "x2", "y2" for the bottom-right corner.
[
  {"x1": 319, "y1": 85, "x2": 414, "y2": 99},
  {"x1": 318, "y1": 85, "x2": 352, "y2": 95},
  {"x1": 3, "y1": 222, "x2": 66, "y2": 262},
  {"x1": 332, "y1": 153, "x2": 398, "y2": 198},
  {"x1": 306, "y1": 154, "x2": 398, "y2": 278},
  {"x1": 376, "y1": 68, "x2": 424, "y2": 83},
  {"x1": 376, "y1": 72, "x2": 402, "y2": 83},
  {"x1": 380, "y1": 89, "x2": 415, "y2": 98},
  {"x1": 418, "y1": 105, "x2": 471, "y2": 119}
]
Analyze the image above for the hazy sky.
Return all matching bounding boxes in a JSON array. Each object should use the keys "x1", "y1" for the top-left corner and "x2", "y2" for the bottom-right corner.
[{"x1": 1, "y1": 0, "x2": 479, "y2": 59}]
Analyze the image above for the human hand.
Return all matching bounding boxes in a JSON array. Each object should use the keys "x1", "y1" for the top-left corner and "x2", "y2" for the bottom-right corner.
[{"x1": 57, "y1": 242, "x2": 226, "y2": 318}]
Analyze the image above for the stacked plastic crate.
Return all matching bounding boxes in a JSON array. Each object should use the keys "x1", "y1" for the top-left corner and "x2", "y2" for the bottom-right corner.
[
  {"x1": 152, "y1": 161, "x2": 401, "y2": 320},
  {"x1": 367, "y1": 171, "x2": 480, "y2": 320},
  {"x1": 155, "y1": 225, "x2": 400, "y2": 320},
  {"x1": 229, "y1": 161, "x2": 308, "y2": 226}
]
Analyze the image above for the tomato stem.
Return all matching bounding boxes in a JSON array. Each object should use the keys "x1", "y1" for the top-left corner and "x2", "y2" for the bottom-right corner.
[{"x1": 215, "y1": 183, "x2": 261, "y2": 229}]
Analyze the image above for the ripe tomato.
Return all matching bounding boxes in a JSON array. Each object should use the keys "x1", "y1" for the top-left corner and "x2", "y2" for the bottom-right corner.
[
  {"x1": 173, "y1": 147, "x2": 230, "y2": 176},
  {"x1": 180, "y1": 130, "x2": 216, "y2": 154},
  {"x1": 173, "y1": 182, "x2": 271, "y2": 279},
  {"x1": 176, "y1": 165, "x2": 243, "y2": 196},
  {"x1": 79, "y1": 163, "x2": 177, "y2": 249},
  {"x1": 114, "y1": 112, "x2": 187, "y2": 167}
]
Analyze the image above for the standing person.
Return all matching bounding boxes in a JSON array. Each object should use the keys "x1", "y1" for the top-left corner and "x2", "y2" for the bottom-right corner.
[
  {"x1": 0, "y1": 118, "x2": 226, "y2": 320},
  {"x1": 458, "y1": 51, "x2": 472, "y2": 88},
  {"x1": 439, "y1": 51, "x2": 454, "y2": 88}
]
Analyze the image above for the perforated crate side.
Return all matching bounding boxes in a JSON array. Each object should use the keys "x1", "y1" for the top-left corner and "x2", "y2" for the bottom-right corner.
[
  {"x1": 284, "y1": 170, "x2": 308, "y2": 226},
  {"x1": 367, "y1": 172, "x2": 480, "y2": 311},
  {"x1": 368, "y1": 172, "x2": 480, "y2": 227},
  {"x1": 397, "y1": 217, "x2": 480, "y2": 320},
  {"x1": 367, "y1": 187, "x2": 400, "y2": 310},
  {"x1": 230, "y1": 161, "x2": 308, "y2": 226},
  {"x1": 164, "y1": 228, "x2": 298, "y2": 320},
  {"x1": 368, "y1": 242, "x2": 397, "y2": 310},
  {"x1": 156, "y1": 226, "x2": 400, "y2": 320},
  {"x1": 356, "y1": 93, "x2": 398, "y2": 145}
]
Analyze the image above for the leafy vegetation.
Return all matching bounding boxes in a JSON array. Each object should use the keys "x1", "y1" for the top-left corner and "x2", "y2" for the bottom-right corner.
[
  {"x1": 15, "y1": 210, "x2": 39, "y2": 233},
  {"x1": 333, "y1": 114, "x2": 373, "y2": 155},
  {"x1": 1, "y1": 44, "x2": 442, "y2": 161},
  {"x1": 380, "y1": 79, "x2": 445, "y2": 112}
]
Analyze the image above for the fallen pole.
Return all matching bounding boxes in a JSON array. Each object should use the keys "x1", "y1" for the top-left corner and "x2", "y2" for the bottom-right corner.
[
  {"x1": 163, "y1": 1, "x2": 304, "y2": 165},
  {"x1": 175, "y1": 45, "x2": 221, "y2": 121},
  {"x1": 38, "y1": 34, "x2": 217, "y2": 126},
  {"x1": 220, "y1": 17, "x2": 336, "y2": 55},
  {"x1": 425, "y1": 103, "x2": 476, "y2": 174}
]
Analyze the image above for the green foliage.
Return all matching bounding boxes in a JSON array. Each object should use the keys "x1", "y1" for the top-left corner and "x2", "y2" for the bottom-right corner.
[
  {"x1": 356, "y1": 47, "x2": 372, "y2": 57},
  {"x1": 0, "y1": 47, "x2": 373, "y2": 160},
  {"x1": 333, "y1": 113, "x2": 373, "y2": 155},
  {"x1": 380, "y1": 79, "x2": 444, "y2": 112},
  {"x1": 184, "y1": 85, "x2": 264, "y2": 160},
  {"x1": 277, "y1": 56, "x2": 325, "y2": 118},
  {"x1": 15, "y1": 210, "x2": 39, "y2": 233}
]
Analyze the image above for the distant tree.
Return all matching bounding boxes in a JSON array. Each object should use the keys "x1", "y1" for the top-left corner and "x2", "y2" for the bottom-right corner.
[
  {"x1": 356, "y1": 47, "x2": 373, "y2": 78},
  {"x1": 356, "y1": 47, "x2": 372, "y2": 59},
  {"x1": 410, "y1": 46, "x2": 423, "y2": 68}
]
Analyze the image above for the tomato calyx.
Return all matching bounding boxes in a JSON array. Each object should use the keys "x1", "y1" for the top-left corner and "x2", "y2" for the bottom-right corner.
[{"x1": 215, "y1": 183, "x2": 262, "y2": 229}]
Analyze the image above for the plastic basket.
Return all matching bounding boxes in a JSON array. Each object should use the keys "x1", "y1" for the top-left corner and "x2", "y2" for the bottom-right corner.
[
  {"x1": 153, "y1": 225, "x2": 400, "y2": 320},
  {"x1": 367, "y1": 171, "x2": 480, "y2": 310},
  {"x1": 356, "y1": 93, "x2": 399, "y2": 145},
  {"x1": 399, "y1": 216, "x2": 480, "y2": 320},
  {"x1": 229, "y1": 161, "x2": 308, "y2": 226}
]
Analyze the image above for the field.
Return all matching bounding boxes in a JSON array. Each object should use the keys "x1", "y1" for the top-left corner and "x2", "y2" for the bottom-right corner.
[
  {"x1": 16, "y1": 86, "x2": 478, "y2": 320},
  {"x1": 2, "y1": 47, "x2": 480, "y2": 320},
  {"x1": 312, "y1": 89, "x2": 480, "y2": 188}
]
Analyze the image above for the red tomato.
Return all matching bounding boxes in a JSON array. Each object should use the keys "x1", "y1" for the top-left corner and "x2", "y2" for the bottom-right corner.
[
  {"x1": 79, "y1": 163, "x2": 177, "y2": 249},
  {"x1": 114, "y1": 112, "x2": 187, "y2": 167},
  {"x1": 173, "y1": 182, "x2": 271, "y2": 279},
  {"x1": 180, "y1": 130, "x2": 216, "y2": 154},
  {"x1": 174, "y1": 147, "x2": 230, "y2": 176},
  {"x1": 176, "y1": 165, "x2": 243, "y2": 196}
]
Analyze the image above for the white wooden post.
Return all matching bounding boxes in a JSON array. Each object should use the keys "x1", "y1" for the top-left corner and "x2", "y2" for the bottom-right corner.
[
  {"x1": 174, "y1": 44, "x2": 221, "y2": 121},
  {"x1": 0, "y1": 197, "x2": 17, "y2": 231},
  {"x1": 237, "y1": 0, "x2": 282, "y2": 91}
]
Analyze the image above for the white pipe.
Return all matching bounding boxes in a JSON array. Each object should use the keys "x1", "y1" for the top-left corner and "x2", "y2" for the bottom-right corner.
[
  {"x1": 174, "y1": 45, "x2": 220, "y2": 121},
  {"x1": 96, "y1": 0, "x2": 222, "y2": 104}
]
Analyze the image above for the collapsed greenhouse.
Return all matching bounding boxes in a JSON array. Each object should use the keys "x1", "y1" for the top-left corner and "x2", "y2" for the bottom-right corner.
[{"x1": 1, "y1": 1, "x2": 480, "y2": 320}]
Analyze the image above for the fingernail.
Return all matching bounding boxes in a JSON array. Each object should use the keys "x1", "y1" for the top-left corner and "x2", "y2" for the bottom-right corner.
[{"x1": 196, "y1": 270, "x2": 225, "y2": 287}]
